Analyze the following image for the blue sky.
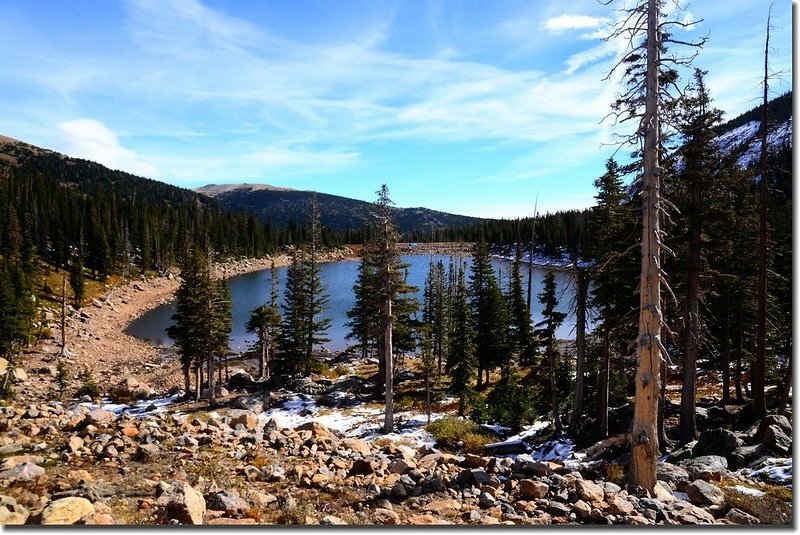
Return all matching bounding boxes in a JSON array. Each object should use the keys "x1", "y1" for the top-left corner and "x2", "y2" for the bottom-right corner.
[{"x1": 0, "y1": 0, "x2": 792, "y2": 218}]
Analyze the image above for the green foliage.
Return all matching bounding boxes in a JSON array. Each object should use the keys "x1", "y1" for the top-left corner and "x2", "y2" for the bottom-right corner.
[
  {"x1": 69, "y1": 254, "x2": 85, "y2": 308},
  {"x1": 56, "y1": 358, "x2": 70, "y2": 396},
  {"x1": 76, "y1": 368, "x2": 101, "y2": 398},
  {"x1": 425, "y1": 416, "x2": 494, "y2": 454},
  {"x1": 446, "y1": 263, "x2": 476, "y2": 416},
  {"x1": 474, "y1": 373, "x2": 539, "y2": 433}
]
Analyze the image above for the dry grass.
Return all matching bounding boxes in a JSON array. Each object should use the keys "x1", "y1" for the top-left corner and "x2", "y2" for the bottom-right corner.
[
  {"x1": 426, "y1": 416, "x2": 495, "y2": 454},
  {"x1": 718, "y1": 479, "x2": 792, "y2": 525}
]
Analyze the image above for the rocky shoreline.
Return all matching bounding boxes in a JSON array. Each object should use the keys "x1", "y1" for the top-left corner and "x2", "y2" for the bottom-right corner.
[{"x1": 0, "y1": 374, "x2": 789, "y2": 525}]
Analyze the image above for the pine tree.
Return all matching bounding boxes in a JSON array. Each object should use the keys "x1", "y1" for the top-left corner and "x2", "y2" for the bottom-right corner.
[
  {"x1": 469, "y1": 239, "x2": 509, "y2": 388},
  {"x1": 69, "y1": 252, "x2": 85, "y2": 309},
  {"x1": 448, "y1": 263, "x2": 476, "y2": 416},
  {"x1": 507, "y1": 240, "x2": 533, "y2": 366},
  {"x1": 672, "y1": 68, "x2": 723, "y2": 444},
  {"x1": 247, "y1": 262, "x2": 282, "y2": 380},
  {"x1": 535, "y1": 270, "x2": 567, "y2": 434},
  {"x1": 346, "y1": 254, "x2": 379, "y2": 359}
]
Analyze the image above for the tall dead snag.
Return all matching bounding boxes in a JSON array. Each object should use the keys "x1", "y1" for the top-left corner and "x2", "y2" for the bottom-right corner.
[
  {"x1": 753, "y1": 7, "x2": 772, "y2": 418},
  {"x1": 604, "y1": 0, "x2": 705, "y2": 492}
]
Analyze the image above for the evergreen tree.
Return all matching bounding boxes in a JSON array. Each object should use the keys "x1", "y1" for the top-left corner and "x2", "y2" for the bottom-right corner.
[
  {"x1": 247, "y1": 262, "x2": 282, "y2": 380},
  {"x1": 507, "y1": 240, "x2": 534, "y2": 365},
  {"x1": 448, "y1": 263, "x2": 476, "y2": 416},
  {"x1": 69, "y1": 252, "x2": 85, "y2": 308},
  {"x1": 345, "y1": 253, "x2": 379, "y2": 359},
  {"x1": 534, "y1": 270, "x2": 567, "y2": 434},
  {"x1": 469, "y1": 239, "x2": 509, "y2": 388}
]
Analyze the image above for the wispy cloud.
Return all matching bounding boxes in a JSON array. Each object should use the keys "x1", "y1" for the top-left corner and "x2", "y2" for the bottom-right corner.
[
  {"x1": 545, "y1": 14, "x2": 610, "y2": 33},
  {"x1": 57, "y1": 119, "x2": 160, "y2": 177}
]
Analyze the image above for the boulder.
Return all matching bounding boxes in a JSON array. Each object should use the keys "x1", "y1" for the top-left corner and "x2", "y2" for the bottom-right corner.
[
  {"x1": 228, "y1": 411, "x2": 257, "y2": 431},
  {"x1": 83, "y1": 409, "x2": 115, "y2": 427},
  {"x1": 656, "y1": 462, "x2": 690, "y2": 487},
  {"x1": 40, "y1": 497, "x2": 95, "y2": 525},
  {"x1": 730, "y1": 444, "x2": 770, "y2": 469},
  {"x1": 762, "y1": 425, "x2": 791, "y2": 455},
  {"x1": 109, "y1": 378, "x2": 153, "y2": 402},
  {"x1": 685, "y1": 480, "x2": 725, "y2": 506},
  {"x1": 0, "y1": 461, "x2": 44, "y2": 481},
  {"x1": 575, "y1": 479, "x2": 605, "y2": 503},
  {"x1": 320, "y1": 515, "x2": 348, "y2": 525},
  {"x1": 341, "y1": 438, "x2": 372, "y2": 457},
  {"x1": 423, "y1": 499, "x2": 462, "y2": 515},
  {"x1": 724, "y1": 508, "x2": 760, "y2": 525},
  {"x1": 227, "y1": 370, "x2": 258, "y2": 392},
  {"x1": 408, "y1": 514, "x2": 451, "y2": 525},
  {"x1": 231, "y1": 395, "x2": 264, "y2": 414},
  {"x1": 371, "y1": 507, "x2": 400, "y2": 525},
  {"x1": 0, "y1": 495, "x2": 29, "y2": 525},
  {"x1": 753, "y1": 414, "x2": 792, "y2": 442},
  {"x1": 678, "y1": 455, "x2": 728, "y2": 481},
  {"x1": 606, "y1": 495, "x2": 635, "y2": 515},
  {"x1": 692, "y1": 428, "x2": 740, "y2": 459},
  {"x1": 518, "y1": 479, "x2": 549, "y2": 500},
  {"x1": 206, "y1": 491, "x2": 249, "y2": 518},
  {"x1": 135, "y1": 443, "x2": 160, "y2": 462},
  {"x1": 155, "y1": 481, "x2": 206, "y2": 525}
]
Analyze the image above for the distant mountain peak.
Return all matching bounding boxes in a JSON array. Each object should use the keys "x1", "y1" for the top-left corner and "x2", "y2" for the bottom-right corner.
[{"x1": 195, "y1": 183, "x2": 298, "y2": 196}]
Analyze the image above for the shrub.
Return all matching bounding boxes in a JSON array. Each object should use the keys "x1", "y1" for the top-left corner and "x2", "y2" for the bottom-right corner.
[
  {"x1": 479, "y1": 373, "x2": 537, "y2": 433},
  {"x1": 719, "y1": 480, "x2": 792, "y2": 525},
  {"x1": 75, "y1": 368, "x2": 101, "y2": 398},
  {"x1": 426, "y1": 416, "x2": 494, "y2": 454},
  {"x1": 56, "y1": 359, "x2": 70, "y2": 396}
]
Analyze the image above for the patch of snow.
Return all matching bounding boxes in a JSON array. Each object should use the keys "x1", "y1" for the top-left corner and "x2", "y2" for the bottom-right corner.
[
  {"x1": 82, "y1": 394, "x2": 182, "y2": 418},
  {"x1": 729, "y1": 485, "x2": 765, "y2": 497},
  {"x1": 740, "y1": 457, "x2": 793, "y2": 487}
]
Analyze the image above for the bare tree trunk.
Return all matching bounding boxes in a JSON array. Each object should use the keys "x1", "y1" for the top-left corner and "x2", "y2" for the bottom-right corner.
[
  {"x1": 195, "y1": 365, "x2": 201, "y2": 402},
  {"x1": 599, "y1": 327, "x2": 610, "y2": 437},
  {"x1": 630, "y1": 0, "x2": 662, "y2": 492},
  {"x1": 753, "y1": 9, "x2": 771, "y2": 418},
  {"x1": 60, "y1": 276, "x2": 67, "y2": 355},
  {"x1": 208, "y1": 354, "x2": 216, "y2": 406},
  {"x1": 383, "y1": 298, "x2": 393, "y2": 434},
  {"x1": 679, "y1": 177, "x2": 701, "y2": 444},
  {"x1": 570, "y1": 264, "x2": 587, "y2": 436},
  {"x1": 777, "y1": 356, "x2": 792, "y2": 416},
  {"x1": 548, "y1": 341, "x2": 563, "y2": 435},
  {"x1": 721, "y1": 285, "x2": 731, "y2": 404},
  {"x1": 735, "y1": 298, "x2": 744, "y2": 401}
]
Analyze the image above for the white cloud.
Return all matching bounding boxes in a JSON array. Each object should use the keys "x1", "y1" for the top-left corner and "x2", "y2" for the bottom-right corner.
[
  {"x1": 56, "y1": 119, "x2": 159, "y2": 177},
  {"x1": 546, "y1": 14, "x2": 609, "y2": 33}
]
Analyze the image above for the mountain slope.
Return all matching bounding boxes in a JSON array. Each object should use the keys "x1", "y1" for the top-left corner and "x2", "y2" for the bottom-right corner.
[{"x1": 195, "y1": 183, "x2": 485, "y2": 234}]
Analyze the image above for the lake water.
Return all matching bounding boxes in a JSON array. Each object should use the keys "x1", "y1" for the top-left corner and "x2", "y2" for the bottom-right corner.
[{"x1": 125, "y1": 255, "x2": 580, "y2": 354}]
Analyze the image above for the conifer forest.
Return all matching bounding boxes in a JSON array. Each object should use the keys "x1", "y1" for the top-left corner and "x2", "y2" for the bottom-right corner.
[{"x1": 0, "y1": 0, "x2": 793, "y2": 527}]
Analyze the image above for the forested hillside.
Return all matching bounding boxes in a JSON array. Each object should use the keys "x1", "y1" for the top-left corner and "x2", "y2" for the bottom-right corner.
[{"x1": 196, "y1": 183, "x2": 485, "y2": 237}]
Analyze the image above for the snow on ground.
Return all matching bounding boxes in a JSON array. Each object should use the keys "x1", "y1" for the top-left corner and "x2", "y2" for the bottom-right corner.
[
  {"x1": 257, "y1": 394, "x2": 446, "y2": 448},
  {"x1": 740, "y1": 457, "x2": 793, "y2": 487},
  {"x1": 83, "y1": 394, "x2": 183, "y2": 417},
  {"x1": 728, "y1": 485, "x2": 766, "y2": 497}
]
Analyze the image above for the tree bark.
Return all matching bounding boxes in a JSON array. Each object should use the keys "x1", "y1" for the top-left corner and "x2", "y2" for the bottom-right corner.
[
  {"x1": 570, "y1": 264, "x2": 587, "y2": 436},
  {"x1": 630, "y1": 0, "x2": 661, "y2": 492},
  {"x1": 383, "y1": 297, "x2": 394, "y2": 433},
  {"x1": 599, "y1": 327, "x2": 610, "y2": 437},
  {"x1": 679, "y1": 176, "x2": 701, "y2": 444},
  {"x1": 721, "y1": 284, "x2": 731, "y2": 404},
  {"x1": 753, "y1": 10, "x2": 771, "y2": 418}
]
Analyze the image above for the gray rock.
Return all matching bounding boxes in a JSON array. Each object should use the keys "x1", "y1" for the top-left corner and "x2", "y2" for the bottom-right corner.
[
  {"x1": 154, "y1": 481, "x2": 206, "y2": 525},
  {"x1": 546, "y1": 500, "x2": 572, "y2": 517},
  {"x1": 83, "y1": 408, "x2": 115, "y2": 427},
  {"x1": 478, "y1": 492, "x2": 496, "y2": 508},
  {"x1": 320, "y1": 515, "x2": 348, "y2": 525},
  {"x1": 207, "y1": 490, "x2": 250, "y2": 518},
  {"x1": 730, "y1": 443, "x2": 770, "y2": 469},
  {"x1": 457, "y1": 468, "x2": 492, "y2": 487},
  {"x1": 692, "y1": 428, "x2": 740, "y2": 459},
  {"x1": 724, "y1": 508, "x2": 760, "y2": 525},
  {"x1": 678, "y1": 455, "x2": 728, "y2": 481},
  {"x1": 371, "y1": 507, "x2": 400, "y2": 525},
  {"x1": 0, "y1": 461, "x2": 45, "y2": 481},
  {"x1": 685, "y1": 480, "x2": 725, "y2": 506},
  {"x1": 762, "y1": 425, "x2": 791, "y2": 455},
  {"x1": 657, "y1": 462, "x2": 690, "y2": 486}
]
